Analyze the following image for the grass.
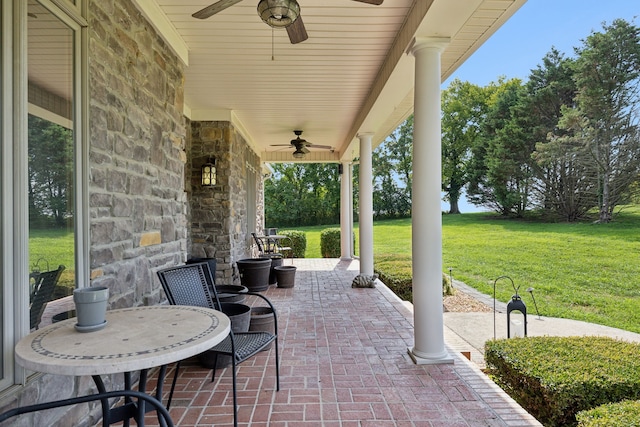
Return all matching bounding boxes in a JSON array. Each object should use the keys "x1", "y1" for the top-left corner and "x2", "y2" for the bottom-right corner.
[
  {"x1": 30, "y1": 228, "x2": 75, "y2": 293},
  {"x1": 33, "y1": 209, "x2": 640, "y2": 333},
  {"x1": 290, "y1": 207, "x2": 640, "y2": 334}
]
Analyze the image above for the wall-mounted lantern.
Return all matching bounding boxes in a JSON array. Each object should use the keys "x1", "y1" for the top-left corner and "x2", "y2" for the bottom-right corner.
[{"x1": 201, "y1": 157, "x2": 216, "y2": 187}]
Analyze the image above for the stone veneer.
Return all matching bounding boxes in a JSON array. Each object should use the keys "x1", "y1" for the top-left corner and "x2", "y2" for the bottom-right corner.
[
  {"x1": 88, "y1": 0, "x2": 187, "y2": 307},
  {"x1": 1, "y1": 1, "x2": 266, "y2": 424},
  {"x1": 189, "y1": 121, "x2": 264, "y2": 286},
  {"x1": 1, "y1": 1, "x2": 188, "y2": 426}
]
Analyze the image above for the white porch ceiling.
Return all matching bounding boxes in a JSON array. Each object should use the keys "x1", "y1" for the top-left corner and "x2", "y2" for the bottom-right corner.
[{"x1": 136, "y1": 0, "x2": 526, "y2": 162}]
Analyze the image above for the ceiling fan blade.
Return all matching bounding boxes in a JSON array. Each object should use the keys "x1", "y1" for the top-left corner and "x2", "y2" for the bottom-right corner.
[
  {"x1": 302, "y1": 147, "x2": 310, "y2": 154},
  {"x1": 309, "y1": 144, "x2": 333, "y2": 150},
  {"x1": 287, "y1": 15, "x2": 308, "y2": 44},
  {"x1": 352, "y1": 0, "x2": 384, "y2": 4},
  {"x1": 192, "y1": 0, "x2": 244, "y2": 19}
]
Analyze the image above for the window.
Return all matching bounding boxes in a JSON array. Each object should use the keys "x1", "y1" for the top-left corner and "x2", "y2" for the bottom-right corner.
[
  {"x1": 27, "y1": 2, "x2": 76, "y2": 332},
  {"x1": 0, "y1": 0, "x2": 87, "y2": 391}
]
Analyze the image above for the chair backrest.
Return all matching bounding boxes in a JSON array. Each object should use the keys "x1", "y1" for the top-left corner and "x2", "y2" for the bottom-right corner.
[
  {"x1": 30, "y1": 265, "x2": 65, "y2": 330},
  {"x1": 251, "y1": 232, "x2": 265, "y2": 253},
  {"x1": 157, "y1": 263, "x2": 222, "y2": 310}
]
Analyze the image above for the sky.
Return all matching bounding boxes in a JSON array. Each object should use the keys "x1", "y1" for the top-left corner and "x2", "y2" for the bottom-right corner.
[
  {"x1": 443, "y1": 0, "x2": 640, "y2": 88},
  {"x1": 445, "y1": 0, "x2": 639, "y2": 88},
  {"x1": 441, "y1": 0, "x2": 639, "y2": 212}
]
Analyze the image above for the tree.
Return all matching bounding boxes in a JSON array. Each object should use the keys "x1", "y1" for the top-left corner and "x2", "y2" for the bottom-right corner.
[
  {"x1": 385, "y1": 116, "x2": 413, "y2": 202},
  {"x1": 372, "y1": 116, "x2": 412, "y2": 219},
  {"x1": 441, "y1": 80, "x2": 488, "y2": 214},
  {"x1": 523, "y1": 49, "x2": 596, "y2": 221},
  {"x1": 28, "y1": 115, "x2": 74, "y2": 228},
  {"x1": 571, "y1": 19, "x2": 640, "y2": 222},
  {"x1": 533, "y1": 106, "x2": 599, "y2": 221},
  {"x1": 467, "y1": 78, "x2": 535, "y2": 216},
  {"x1": 264, "y1": 163, "x2": 341, "y2": 227}
]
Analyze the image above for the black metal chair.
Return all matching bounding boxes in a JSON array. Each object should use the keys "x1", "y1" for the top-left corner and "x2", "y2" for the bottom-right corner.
[
  {"x1": 251, "y1": 232, "x2": 276, "y2": 255},
  {"x1": 252, "y1": 232, "x2": 293, "y2": 264},
  {"x1": 156, "y1": 262, "x2": 279, "y2": 427},
  {"x1": 29, "y1": 264, "x2": 65, "y2": 330},
  {"x1": 0, "y1": 390, "x2": 174, "y2": 427}
]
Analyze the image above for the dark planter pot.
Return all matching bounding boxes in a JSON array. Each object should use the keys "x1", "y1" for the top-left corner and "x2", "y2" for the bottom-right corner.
[
  {"x1": 199, "y1": 302, "x2": 250, "y2": 368},
  {"x1": 237, "y1": 258, "x2": 271, "y2": 292},
  {"x1": 260, "y1": 254, "x2": 283, "y2": 285},
  {"x1": 274, "y1": 265, "x2": 297, "y2": 288},
  {"x1": 249, "y1": 306, "x2": 275, "y2": 350},
  {"x1": 215, "y1": 285, "x2": 248, "y2": 304},
  {"x1": 186, "y1": 257, "x2": 217, "y2": 278}
]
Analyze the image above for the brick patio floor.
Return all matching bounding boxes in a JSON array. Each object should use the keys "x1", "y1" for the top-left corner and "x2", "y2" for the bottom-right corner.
[{"x1": 142, "y1": 258, "x2": 541, "y2": 426}]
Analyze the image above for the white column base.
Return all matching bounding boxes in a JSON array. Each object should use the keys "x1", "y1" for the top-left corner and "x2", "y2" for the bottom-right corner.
[{"x1": 408, "y1": 347, "x2": 454, "y2": 365}]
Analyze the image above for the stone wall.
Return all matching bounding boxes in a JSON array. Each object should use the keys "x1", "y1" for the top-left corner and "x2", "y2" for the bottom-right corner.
[
  {"x1": 0, "y1": 3, "x2": 189, "y2": 426},
  {"x1": 88, "y1": 0, "x2": 187, "y2": 306},
  {"x1": 0, "y1": 1, "x2": 266, "y2": 424},
  {"x1": 189, "y1": 121, "x2": 263, "y2": 285}
]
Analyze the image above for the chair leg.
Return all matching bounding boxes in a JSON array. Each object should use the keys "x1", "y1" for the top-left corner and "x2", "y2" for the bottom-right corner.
[
  {"x1": 210, "y1": 354, "x2": 218, "y2": 383},
  {"x1": 275, "y1": 338, "x2": 280, "y2": 391},
  {"x1": 231, "y1": 358, "x2": 238, "y2": 427},
  {"x1": 167, "y1": 361, "x2": 181, "y2": 409}
]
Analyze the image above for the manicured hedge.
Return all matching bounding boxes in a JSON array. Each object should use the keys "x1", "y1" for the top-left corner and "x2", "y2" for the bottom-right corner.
[
  {"x1": 374, "y1": 256, "x2": 453, "y2": 302},
  {"x1": 485, "y1": 336, "x2": 640, "y2": 426},
  {"x1": 320, "y1": 228, "x2": 341, "y2": 258},
  {"x1": 277, "y1": 230, "x2": 306, "y2": 258},
  {"x1": 375, "y1": 259, "x2": 412, "y2": 301},
  {"x1": 577, "y1": 400, "x2": 640, "y2": 426}
]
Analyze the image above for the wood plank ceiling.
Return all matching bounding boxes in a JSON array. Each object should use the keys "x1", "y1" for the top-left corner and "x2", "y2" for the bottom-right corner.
[{"x1": 29, "y1": 0, "x2": 527, "y2": 162}]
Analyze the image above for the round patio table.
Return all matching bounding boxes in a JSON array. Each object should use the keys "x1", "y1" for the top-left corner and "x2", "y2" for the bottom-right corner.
[{"x1": 13, "y1": 305, "x2": 230, "y2": 426}]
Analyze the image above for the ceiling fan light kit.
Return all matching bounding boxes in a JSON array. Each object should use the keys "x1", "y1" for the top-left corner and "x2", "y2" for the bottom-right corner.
[
  {"x1": 270, "y1": 130, "x2": 333, "y2": 159},
  {"x1": 193, "y1": 0, "x2": 382, "y2": 45},
  {"x1": 257, "y1": 0, "x2": 300, "y2": 28}
]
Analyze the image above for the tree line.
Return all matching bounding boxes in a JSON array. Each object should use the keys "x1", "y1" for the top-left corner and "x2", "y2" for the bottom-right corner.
[
  {"x1": 445, "y1": 18, "x2": 640, "y2": 222},
  {"x1": 265, "y1": 19, "x2": 640, "y2": 226}
]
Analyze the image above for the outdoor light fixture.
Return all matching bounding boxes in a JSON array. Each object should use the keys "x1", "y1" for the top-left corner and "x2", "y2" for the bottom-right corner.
[
  {"x1": 257, "y1": 0, "x2": 300, "y2": 28},
  {"x1": 292, "y1": 149, "x2": 305, "y2": 159},
  {"x1": 201, "y1": 157, "x2": 216, "y2": 187},
  {"x1": 526, "y1": 287, "x2": 542, "y2": 319},
  {"x1": 493, "y1": 275, "x2": 528, "y2": 339}
]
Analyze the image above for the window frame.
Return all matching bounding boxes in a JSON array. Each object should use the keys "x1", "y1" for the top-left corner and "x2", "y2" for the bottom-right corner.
[{"x1": 1, "y1": 0, "x2": 88, "y2": 390}]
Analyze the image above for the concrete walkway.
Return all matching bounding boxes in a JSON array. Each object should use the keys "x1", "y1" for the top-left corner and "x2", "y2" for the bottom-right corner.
[{"x1": 442, "y1": 281, "x2": 640, "y2": 368}]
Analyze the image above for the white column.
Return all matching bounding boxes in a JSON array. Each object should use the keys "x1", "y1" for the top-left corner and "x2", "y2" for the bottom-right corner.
[
  {"x1": 408, "y1": 37, "x2": 453, "y2": 364},
  {"x1": 340, "y1": 162, "x2": 353, "y2": 260},
  {"x1": 358, "y1": 133, "x2": 374, "y2": 276}
]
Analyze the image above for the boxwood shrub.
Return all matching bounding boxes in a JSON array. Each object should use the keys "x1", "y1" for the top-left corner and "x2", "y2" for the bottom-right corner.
[
  {"x1": 577, "y1": 400, "x2": 640, "y2": 426},
  {"x1": 485, "y1": 336, "x2": 640, "y2": 426},
  {"x1": 374, "y1": 256, "x2": 454, "y2": 302},
  {"x1": 320, "y1": 228, "x2": 341, "y2": 258},
  {"x1": 375, "y1": 257, "x2": 412, "y2": 301},
  {"x1": 277, "y1": 230, "x2": 306, "y2": 258}
]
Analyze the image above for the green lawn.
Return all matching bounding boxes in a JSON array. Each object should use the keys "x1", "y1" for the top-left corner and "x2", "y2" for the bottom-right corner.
[
  {"x1": 30, "y1": 228, "x2": 75, "y2": 292},
  {"x1": 291, "y1": 207, "x2": 640, "y2": 334},
  {"x1": 31, "y1": 210, "x2": 640, "y2": 333}
]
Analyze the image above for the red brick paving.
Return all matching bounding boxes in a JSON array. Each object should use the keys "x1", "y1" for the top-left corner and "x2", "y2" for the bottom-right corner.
[{"x1": 143, "y1": 258, "x2": 540, "y2": 426}]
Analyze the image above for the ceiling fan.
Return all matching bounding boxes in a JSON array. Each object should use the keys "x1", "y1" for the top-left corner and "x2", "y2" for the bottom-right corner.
[
  {"x1": 271, "y1": 130, "x2": 333, "y2": 159},
  {"x1": 192, "y1": 0, "x2": 384, "y2": 44}
]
